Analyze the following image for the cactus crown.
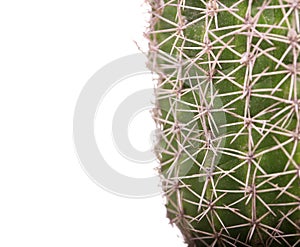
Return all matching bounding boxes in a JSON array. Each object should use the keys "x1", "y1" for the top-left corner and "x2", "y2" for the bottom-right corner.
[{"x1": 147, "y1": 0, "x2": 300, "y2": 246}]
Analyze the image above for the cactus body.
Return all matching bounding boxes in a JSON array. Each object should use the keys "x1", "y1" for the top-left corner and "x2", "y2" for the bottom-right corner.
[{"x1": 148, "y1": 0, "x2": 300, "y2": 246}]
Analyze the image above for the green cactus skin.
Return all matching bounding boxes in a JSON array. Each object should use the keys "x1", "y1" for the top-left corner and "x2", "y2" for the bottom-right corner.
[{"x1": 147, "y1": 0, "x2": 300, "y2": 246}]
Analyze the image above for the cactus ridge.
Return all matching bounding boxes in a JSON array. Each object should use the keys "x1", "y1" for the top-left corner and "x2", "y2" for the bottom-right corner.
[{"x1": 147, "y1": 0, "x2": 300, "y2": 246}]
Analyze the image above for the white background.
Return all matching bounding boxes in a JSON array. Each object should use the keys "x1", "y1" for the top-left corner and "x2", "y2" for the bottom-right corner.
[{"x1": 0, "y1": 0, "x2": 186, "y2": 246}]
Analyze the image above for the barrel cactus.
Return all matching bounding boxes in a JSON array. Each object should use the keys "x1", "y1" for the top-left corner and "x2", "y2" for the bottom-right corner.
[{"x1": 147, "y1": 0, "x2": 300, "y2": 246}]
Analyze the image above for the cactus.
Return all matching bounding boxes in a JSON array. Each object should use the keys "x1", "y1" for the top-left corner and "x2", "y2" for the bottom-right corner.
[{"x1": 147, "y1": 0, "x2": 300, "y2": 246}]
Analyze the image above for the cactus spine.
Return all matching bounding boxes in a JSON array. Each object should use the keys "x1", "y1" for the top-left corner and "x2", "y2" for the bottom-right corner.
[{"x1": 147, "y1": 0, "x2": 300, "y2": 246}]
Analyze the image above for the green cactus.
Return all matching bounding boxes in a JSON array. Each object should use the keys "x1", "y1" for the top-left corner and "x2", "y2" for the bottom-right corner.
[{"x1": 147, "y1": 0, "x2": 300, "y2": 246}]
